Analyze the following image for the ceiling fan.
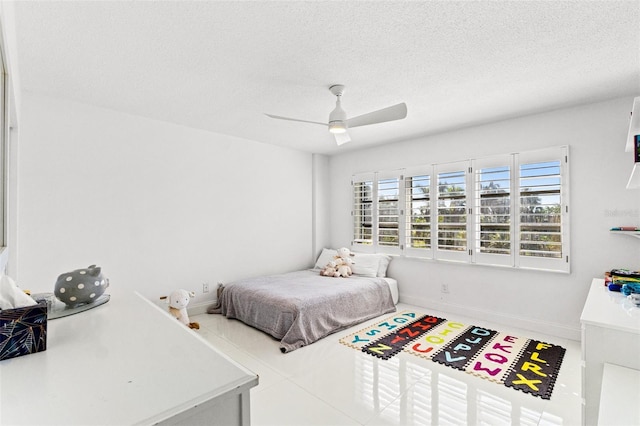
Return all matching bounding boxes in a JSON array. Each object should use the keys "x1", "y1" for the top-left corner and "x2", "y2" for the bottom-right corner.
[{"x1": 265, "y1": 84, "x2": 407, "y2": 146}]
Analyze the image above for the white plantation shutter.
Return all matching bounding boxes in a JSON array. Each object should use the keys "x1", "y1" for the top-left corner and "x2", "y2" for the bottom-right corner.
[
  {"x1": 376, "y1": 171, "x2": 402, "y2": 253},
  {"x1": 516, "y1": 146, "x2": 569, "y2": 272},
  {"x1": 472, "y1": 156, "x2": 514, "y2": 266},
  {"x1": 352, "y1": 173, "x2": 374, "y2": 250},
  {"x1": 350, "y1": 146, "x2": 569, "y2": 272},
  {"x1": 352, "y1": 171, "x2": 404, "y2": 254},
  {"x1": 404, "y1": 167, "x2": 433, "y2": 258},
  {"x1": 435, "y1": 161, "x2": 470, "y2": 262}
]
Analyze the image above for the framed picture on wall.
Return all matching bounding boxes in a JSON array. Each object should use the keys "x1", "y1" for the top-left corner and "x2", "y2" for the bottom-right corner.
[{"x1": 635, "y1": 134, "x2": 640, "y2": 163}]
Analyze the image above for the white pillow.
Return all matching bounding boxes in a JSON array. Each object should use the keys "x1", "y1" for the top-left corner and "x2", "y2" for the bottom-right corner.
[
  {"x1": 377, "y1": 254, "x2": 392, "y2": 277},
  {"x1": 314, "y1": 248, "x2": 337, "y2": 269},
  {"x1": 351, "y1": 253, "x2": 381, "y2": 278}
]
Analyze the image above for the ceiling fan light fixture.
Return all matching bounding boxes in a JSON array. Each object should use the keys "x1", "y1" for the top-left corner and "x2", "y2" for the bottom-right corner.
[
  {"x1": 264, "y1": 84, "x2": 407, "y2": 147},
  {"x1": 328, "y1": 121, "x2": 347, "y2": 134}
]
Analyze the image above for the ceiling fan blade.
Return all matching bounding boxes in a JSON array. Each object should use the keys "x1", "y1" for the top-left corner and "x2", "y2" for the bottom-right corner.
[
  {"x1": 265, "y1": 113, "x2": 326, "y2": 126},
  {"x1": 346, "y1": 103, "x2": 407, "y2": 129},
  {"x1": 334, "y1": 131, "x2": 351, "y2": 146}
]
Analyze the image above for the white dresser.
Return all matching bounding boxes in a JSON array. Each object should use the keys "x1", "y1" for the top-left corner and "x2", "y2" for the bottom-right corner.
[
  {"x1": 0, "y1": 291, "x2": 258, "y2": 425},
  {"x1": 580, "y1": 278, "x2": 640, "y2": 425}
]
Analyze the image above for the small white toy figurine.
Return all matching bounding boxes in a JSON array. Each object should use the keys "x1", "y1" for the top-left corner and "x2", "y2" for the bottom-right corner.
[{"x1": 165, "y1": 289, "x2": 200, "y2": 329}]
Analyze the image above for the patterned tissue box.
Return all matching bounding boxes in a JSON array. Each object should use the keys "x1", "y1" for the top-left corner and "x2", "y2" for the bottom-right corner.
[{"x1": 0, "y1": 302, "x2": 47, "y2": 361}]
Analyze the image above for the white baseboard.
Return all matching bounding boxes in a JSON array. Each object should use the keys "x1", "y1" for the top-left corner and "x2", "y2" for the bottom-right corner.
[{"x1": 400, "y1": 294, "x2": 581, "y2": 341}]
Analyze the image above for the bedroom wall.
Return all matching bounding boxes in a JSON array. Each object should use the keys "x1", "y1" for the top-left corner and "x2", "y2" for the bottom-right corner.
[
  {"x1": 312, "y1": 153, "x2": 331, "y2": 260},
  {"x1": 16, "y1": 92, "x2": 313, "y2": 308},
  {"x1": 328, "y1": 96, "x2": 640, "y2": 340}
]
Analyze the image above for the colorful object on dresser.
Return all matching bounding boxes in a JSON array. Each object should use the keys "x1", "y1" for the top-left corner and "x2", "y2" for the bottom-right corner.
[
  {"x1": 161, "y1": 289, "x2": 200, "y2": 329},
  {"x1": 605, "y1": 269, "x2": 640, "y2": 293},
  {"x1": 0, "y1": 275, "x2": 47, "y2": 361},
  {"x1": 54, "y1": 265, "x2": 109, "y2": 307},
  {"x1": 340, "y1": 310, "x2": 566, "y2": 400},
  {"x1": 0, "y1": 302, "x2": 47, "y2": 361},
  {"x1": 320, "y1": 247, "x2": 355, "y2": 278}
]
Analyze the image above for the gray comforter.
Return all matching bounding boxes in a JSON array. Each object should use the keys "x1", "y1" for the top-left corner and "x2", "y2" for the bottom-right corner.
[{"x1": 216, "y1": 269, "x2": 396, "y2": 352}]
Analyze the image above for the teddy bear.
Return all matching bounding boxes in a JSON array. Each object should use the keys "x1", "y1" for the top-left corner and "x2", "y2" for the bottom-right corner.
[
  {"x1": 335, "y1": 258, "x2": 352, "y2": 277},
  {"x1": 320, "y1": 260, "x2": 339, "y2": 277},
  {"x1": 319, "y1": 247, "x2": 356, "y2": 278},
  {"x1": 334, "y1": 247, "x2": 355, "y2": 277},
  {"x1": 162, "y1": 289, "x2": 200, "y2": 329}
]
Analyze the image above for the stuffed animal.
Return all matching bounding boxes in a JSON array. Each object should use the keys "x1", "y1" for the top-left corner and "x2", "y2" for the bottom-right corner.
[
  {"x1": 335, "y1": 259, "x2": 351, "y2": 277},
  {"x1": 162, "y1": 289, "x2": 200, "y2": 329},
  {"x1": 320, "y1": 260, "x2": 339, "y2": 277},
  {"x1": 320, "y1": 247, "x2": 356, "y2": 278},
  {"x1": 334, "y1": 247, "x2": 355, "y2": 277}
]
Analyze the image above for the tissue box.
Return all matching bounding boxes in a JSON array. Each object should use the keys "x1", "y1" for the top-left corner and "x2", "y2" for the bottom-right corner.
[{"x1": 0, "y1": 302, "x2": 47, "y2": 361}]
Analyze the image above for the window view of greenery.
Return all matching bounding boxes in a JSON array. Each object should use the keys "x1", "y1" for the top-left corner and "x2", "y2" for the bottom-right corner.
[
  {"x1": 351, "y1": 147, "x2": 566, "y2": 271},
  {"x1": 406, "y1": 175, "x2": 430, "y2": 249},
  {"x1": 377, "y1": 178, "x2": 400, "y2": 247},
  {"x1": 437, "y1": 170, "x2": 467, "y2": 251},
  {"x1": 476, "y1": 166, "x2": 511, "y2": 254},
  {"x1": 519, "y1": 161, "x2": 562, "y2": 258}
]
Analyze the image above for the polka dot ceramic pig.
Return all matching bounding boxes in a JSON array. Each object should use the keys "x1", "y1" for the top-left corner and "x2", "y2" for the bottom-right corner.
[{"x1": 54, "y1": 265, "x2": 109, "y2": 307}]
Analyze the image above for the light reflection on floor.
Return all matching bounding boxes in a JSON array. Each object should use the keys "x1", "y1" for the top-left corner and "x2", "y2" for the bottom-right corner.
[{"x1": 194, "y1": 303, "x2": 581, "y2": 425}]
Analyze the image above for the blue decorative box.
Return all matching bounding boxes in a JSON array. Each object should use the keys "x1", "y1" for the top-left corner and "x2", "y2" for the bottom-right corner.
[{"x1": 0, "y1": 302, "x2": 47, "y2": 361}]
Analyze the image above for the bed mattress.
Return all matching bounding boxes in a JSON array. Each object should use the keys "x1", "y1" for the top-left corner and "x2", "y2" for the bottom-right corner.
[
  {"x1": 218, "y1": 269, "x2": 397, "y2": 352},
  {"x1": 384, "y1": 277, "x2": 399, "y2": 305}
]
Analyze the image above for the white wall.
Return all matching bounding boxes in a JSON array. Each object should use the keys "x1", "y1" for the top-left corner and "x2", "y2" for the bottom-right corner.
[
  {"x1": 312, "y1": 153, "x2": 331, "y2": 260},
  {"x1": 328, "y1": 97, "x2": 640, "y2": 339},
  {"x1": 16, "y1": 92, "x2": 313, "y2": 308}
]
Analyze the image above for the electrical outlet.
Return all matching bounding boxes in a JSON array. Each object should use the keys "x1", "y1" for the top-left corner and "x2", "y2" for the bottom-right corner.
[
  {"x1": 202, "y1": 283, "x2": 210, "y2": 293},
  {"x1": 441, "y1": 283, "x2": 449, "y2": 294}
]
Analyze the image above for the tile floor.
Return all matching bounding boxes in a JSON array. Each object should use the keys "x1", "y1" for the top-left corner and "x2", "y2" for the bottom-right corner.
[{"x1": 192, "y1": 303, "x2": 582, "y2": 426}]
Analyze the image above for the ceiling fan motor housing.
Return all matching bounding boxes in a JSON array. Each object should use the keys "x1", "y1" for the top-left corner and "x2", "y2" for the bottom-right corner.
[{"x1": 328, "y1": 84, "x2": 347, "y2": 133}]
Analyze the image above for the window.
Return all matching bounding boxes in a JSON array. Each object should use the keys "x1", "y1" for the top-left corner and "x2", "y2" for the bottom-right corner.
[
  {"x1": 516, "y1": 148, "x2": 568, "y2": 272},
  {"x1": 435, "y1": 162, "x2": 468, "y2": 262},
  {"x1": 472, "y1": 155, "x2": 514, "y2": 267},
  {"x1": 351, "y1": 146, "x2": 569, "y2": 272},
  {"x1": 376, "y1": 173, "x2": 400, "y2": 250},
  {"x1": 0, "y1": 25, "x2": 8, "y2": 272},
  {"x1": 352, "y1": 171, "x2": 403, "y2": 254},
  {"x1": 352, "y1": 173, "x2": 374, "y2": 247},
  {"x1": 404, "y1": 168, "x2": 431, "y2": 257}
]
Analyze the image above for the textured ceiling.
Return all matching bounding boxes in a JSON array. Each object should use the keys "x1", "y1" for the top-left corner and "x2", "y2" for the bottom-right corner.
[{"x1": 12, "y1": 1, "x2": 640, "y2": 155}]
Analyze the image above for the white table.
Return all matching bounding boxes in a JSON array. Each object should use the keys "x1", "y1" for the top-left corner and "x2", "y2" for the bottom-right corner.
[
  {"x1": 0, "y1": 291, "x2": 258, "y2": 425},
  {"x1": 580, "y1": 278, "x2": 640, "y2": 425}
]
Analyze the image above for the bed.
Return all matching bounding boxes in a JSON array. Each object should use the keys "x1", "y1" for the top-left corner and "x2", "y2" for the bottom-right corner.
[{"x1": 210, "y1": 250, "x2": 397, "y2": 353}]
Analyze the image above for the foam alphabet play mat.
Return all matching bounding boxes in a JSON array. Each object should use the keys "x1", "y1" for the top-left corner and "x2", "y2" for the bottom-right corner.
[{"x1": 339, "y1": 310, "x2": 566, "y2": 400}]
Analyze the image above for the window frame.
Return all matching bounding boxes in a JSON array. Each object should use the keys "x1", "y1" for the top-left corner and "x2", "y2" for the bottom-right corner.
[
  {"x1": 434, "y1": 161, "x2": 470, "y2": 263},
  {"x1": 515, "y1": 146, "x2": 570, "y2": 273},
  {"x1": 471, "y1": 155, "x2": 515, "y2": 267},
  {"x1": 352, "y1": 172, "x2": 375, "y2": 252},
  {"x1": 404, "y1": 166, "x2": 433, "y2": 259},
  {"x1": 351, "y1": 146, "x2": 570, "y2": 273},
  {"x1": 375, "y1": 170, "x2": 403, "y2": 255},
  {"x1": 0, "y1": 23, "x2": 8, "y2": 273}
]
